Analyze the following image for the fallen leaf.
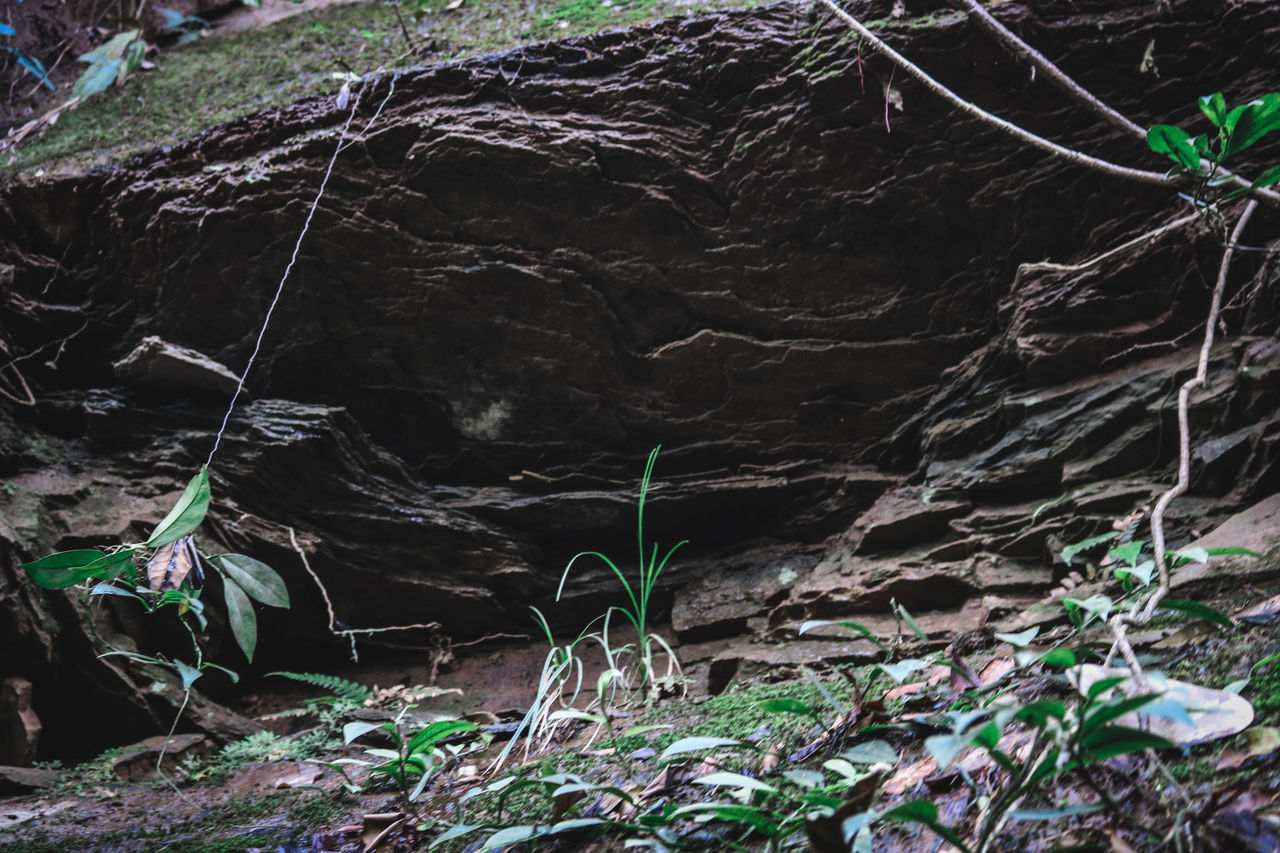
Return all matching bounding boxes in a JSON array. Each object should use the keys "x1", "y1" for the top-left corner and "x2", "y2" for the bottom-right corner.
[
  {"x1": 1108, "y1": 830, "x2": 1139, "y2": 853},
  {"x1": 1152, "y1": 622, "x2": 1218, "y2": 649},
  {"x1": 884, "y1": 756, "x2": 935, "y2": 796},
  {"x1": 1235, "y1": 593, "x2": 1280, "y2": 624},
  {"x1": 445, "y1": 0, "x2": 464, "y2": 8},
  {"x1": 884, "y1": 681, "x2": 927, "y2": 701},
  {"x1": 978, "y1": 656, "x2": 1016, "y2": 686},
  {"x1": 1218, "y1": 727, "x2": 1280, "y2": 769}
]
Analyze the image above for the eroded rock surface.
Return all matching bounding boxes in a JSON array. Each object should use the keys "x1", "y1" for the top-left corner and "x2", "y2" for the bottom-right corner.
[{"x1": 2, "y1": 0, "x2": 1279, "y2": 751}]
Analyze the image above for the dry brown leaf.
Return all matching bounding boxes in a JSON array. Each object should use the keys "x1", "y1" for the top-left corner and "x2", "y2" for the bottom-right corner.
[
  {"x1": 1108, "y1": 830, "x2": 1139, "y2": 853},
  {"x1": 274, "y1": 766, "x2": 323, "y2": 788},
  {"x1": 1071, "y1": 664, "x2": 1254, "y2": 745},
  {"x1": 884, "y1": 681, "x2": 928, "y2": 701},
  {"x1": 1218, "y1": 726, "x2": 1280, "y2": 769},
  {"x1": 1235, "y1": 593, "x2": 1280, "y2": 622},
  {"x1": 884, "y1": 756, "x2": 936, "y2": 796},
  {"x1": 978, "y1": 656, "x2": 1015, "y2": 686}
]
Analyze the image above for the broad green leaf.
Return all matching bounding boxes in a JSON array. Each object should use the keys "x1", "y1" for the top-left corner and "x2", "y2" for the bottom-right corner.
[
  {"x1": 1160, "y1": 598, "x2": 1233, "y2": 628},
  {"x1": 877, "y1": 658, "x2": 931, "y2": 684},
  {"x1": 1078, "y1": 726, "x2": 1174, "y2": 760},
  {"x1": 1083, "y1": 694, "x2": 1162, "y2": 732},
  {"x1": 839, "y1": 740, "x2": 898, "y2": 765},
  {"x1": 547, "y1": 709, "x2": 605, "y2": 724},
  {"x1": 72, "y1": 57, "x2": 122, "y2": 98},
  {"x1": 1038, "y1": 647, "x2": 1077, "y2": 668},
  {"x1": 1224, "y1": 95, "x2": 1280, "y2": 157},
  {"x1": 215, "y1": 554, "x2": 289, "y2": 607},
  {"x1": 202, "y1": 661, "x2": 239, "y2": 683},
  {"x1": 147, "y1": 467, "x2": 211, "y2": 547},
  {"x1": 1106, "y1": 540, "x2": 1144, "y2": 567},
  {"x1": 1086, "y1": 675, "x2": 1128, "y2": 701},
  {"x1": 1253, "y1": 652, "x2": 1280, "y2": 674},
  {"x1": 120, "y1": 38, "x2": 146, "y2": 80},
  {"x1": 23, "y1": 549, "x2": 118, "y2": 589},
  {"x1": 78, "y1": 30, "x2": 139, "y2": 64},
  {"x1": 1146, "y1": 124, "x2": 1200, "y2": 169},
  {"x1": 1116, "y1": 560, "x2": 1156, "y2": 587},
  {"x1": 1060, "y1": 532, "x2": 1117, "y2": 564},
  {"x1": 879, "y1": 800, "x2": 969, "y2": 851},
  {"x1": 343, "y1": 721, "x2": 384, "y2": 744},
  {"x1": 1063, "y1": 593, "x2": 1114, "y2": 624},
  {"x1": 479, "y1": 825, "x2": 538, "y2": 851},
  {"x1": 1171, "y1": 547, "x2": 1210, "y2": 565},
  {"x1": 693, "y1": 771, "x2": 777, "y2": 793},
  {"x1": 658, "y1": 736, "x2": 745, "y2": 761},
  {"x1": 407, "y1": 720, "x2": 478, "y2": 755},
  {"x1": 758, "y1": 698, "x2": 820, "y2": 718},
  {"x1": 174, "y1": 659, "x2": 202, "y2": 690},
  {"x1": 1013, "y1": 701, "x2": 1066, "y2": 727},
  {"x1": 429, "y1": 825, "x2": 480, "y2": 850},
  {"x1": 924, "y1": 732, "x2": 977, "y2": 770},
  {"x1": 994, "y1": 626, "x2": 1039, "y2": 648},
  {"x1": 1199, "y1": 92, "x2": 1227, "y2": 127},
  {"x1": 223, "y1": 576, "x2": 258, "y2": 662},
  {"x1": 782, "y1": 769, "x2": 826, "y2": 789},
  {"x1": 1010, "y1": 803, "x2": 1105, "y2": 821}
]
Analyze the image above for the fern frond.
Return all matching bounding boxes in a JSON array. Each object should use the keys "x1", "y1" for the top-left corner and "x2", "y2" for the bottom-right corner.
[{"x1": 267, "y1": 670, "x2": 372, "y2": 703}]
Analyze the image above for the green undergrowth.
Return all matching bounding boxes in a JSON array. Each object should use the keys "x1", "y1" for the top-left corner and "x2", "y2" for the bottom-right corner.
[{"x1": 6, "y1": 0, "x2": 743, "y2": 175}]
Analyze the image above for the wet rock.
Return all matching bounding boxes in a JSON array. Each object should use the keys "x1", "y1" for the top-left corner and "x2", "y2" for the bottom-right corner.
[
  {"x1": 671, "y1": 549, "x2": 816, "y2": 642},
  {"x1": 0, "y1": 677, "x2": 41, "y2": 767},
  {"x1": 851, "y1": 487, "x2": 971, "y2": 554}
]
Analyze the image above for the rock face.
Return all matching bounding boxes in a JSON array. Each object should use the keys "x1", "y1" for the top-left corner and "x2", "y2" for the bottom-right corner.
[{"x1": 1, "y1": 0, "x2": 1279, "y2": 753}]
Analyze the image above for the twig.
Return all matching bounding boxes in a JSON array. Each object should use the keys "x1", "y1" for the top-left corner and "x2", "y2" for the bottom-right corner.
[
  {"x1": 1107, "y1": 199, "x2": 1259, "y2": 672},
  {"x1": 948, "y1": 0, "x2": 1280, "y2": 208},
  {"x1": 814, "y1": 0, "x2": 1170, "y2": 187}
]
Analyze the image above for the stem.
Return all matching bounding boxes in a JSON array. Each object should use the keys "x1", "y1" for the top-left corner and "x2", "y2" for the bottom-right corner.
[
  {"x1": 947, "y1": 0, "x2": 1280, "y2": 208},
  {"x1": 814, "y1": 0, "x2": 1170, "y2": 187}
]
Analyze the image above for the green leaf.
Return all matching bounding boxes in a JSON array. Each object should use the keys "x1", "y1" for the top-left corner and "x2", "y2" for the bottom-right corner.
[
  {"x1": 147, "y1": 468, "x2": 211, "y2": 547},
  {"x1": 1060, "y1": 532, "x2": 1118, "y2": 564},
  {"x1": 23, "y1": 549, "x2": 129, "y2": 589},
  {"x1": 1171, "y1": 547, "x2": 1209, "y2": 566},
  {"x1": 839, "y1": 740, "x2": 898, "y2": 765},
  {"x1": 1160, "y1": 598, "x2": 1233, "y2": 628},
  {"x1": 223, "y1": 576, "x2": 258, "y2": 662},
  {"x1": 1249, "y1": 165, "x2": 1280, "y2": 190},
  {"x1": 798, "y1": 619, "x2": 886, "y2": 650},
  {"x1": 407, "y1": 720, "x2": 478, "y2": 755},
  {"x1": 1009, "y1": 803, "x2": 1105, "y2": 821},
  {"x1": 90, "y1": 582, "x2": 144, "y2": 601},
  {"x1": 1013, "y1": 701, "x2": 1067, "y2": 727},
  {"x1": 658, "y1": 736, "x2": 745, "y2": 761},
  {"x1": 72, "y1": 57, "x2": 123, "y2": 98},
  {"x1": 1082, "y1": 694, "x2": 1161, "y2": 732},
  {"x1": 214, "y1": 554, "x2": 289, "y2": 607},
  {"x1": 758, "y1": 698, "x2": 820, "y2": 718},
  {"x1": 1205, "y1": 546, "x2": 1262, "y2": 558},
  {"x1": 925, "y1": 732, "x2": 978, "y2": 770},
  {"x1": 1063, "y1": 593, "x2": 1114, "y2": 625},
  {"x1": 668, "y1": 804, "x2": 779, "y2": 835},
  {"x1": 1038, "y1": 647, "x2": 1077, "y2": 668},
  {"x1": 1224, "y1": 95, "x2": 1280, "y2": 157},
  {"x1": 1078, "y1": 725, "x2": 1174, "y2": 761},
  {"x1": 1086, "y1": 675, "x2": 1128, "y2": 701},
  {"x1": 693, "y1": 771, "x2": 777, "y2": 793},
  {"x1": 78, "y1": 30, "x2": 140, "y2": 64},
  {"x1": 343, "y1": 720, "x2": 384, "y2": 745},
  {"x1": 1199, "y1": 93, "x2": 1228, "y2": 127},
  {"x1": 174, "y1": 659, "x2": 202, "y2": 690},
  {"x1": 877, "y1": 658, "x2": 931, "y2": 684},
  {"x1": 879, "y1": 801, "x2": 970, "y2": 852},
  {"x1": 994, "y1": 627, "x2": 1039, "y2": 648},
  {"x1": 895, "y1": 602, "x2": 929, "y2": 641},
  {"x1": 1146, "y1": 124, "x2": 1201, "y2": 170},
  {"x1": 1106, "y1": 540, "x2": 1144, "y2": 567},
  {"x1": 1115, "y1": 560, "x2": 1156, "y2": 587}
]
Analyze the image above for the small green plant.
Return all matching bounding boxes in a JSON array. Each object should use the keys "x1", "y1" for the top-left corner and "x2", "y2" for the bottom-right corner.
[
  {"x1": 324, "y1": 710, "x2": 479, "y2": 804},
  {"x1": 1147, "y1": 92, "x2": 1280, "y2": 198},
  {"x1": 0, "y1": 22, "x2": 54, "y2": 91},
  {"x1": 555, "y1": 446, "x2": 685, "y2": 699}
]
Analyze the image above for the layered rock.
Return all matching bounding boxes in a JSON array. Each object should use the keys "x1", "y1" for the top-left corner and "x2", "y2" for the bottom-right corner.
[{"x1": 1, "y1": 0, "x2": 1279, "y2": 751}]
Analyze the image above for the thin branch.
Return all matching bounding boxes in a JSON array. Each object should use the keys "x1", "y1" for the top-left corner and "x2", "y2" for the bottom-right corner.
[
  {"x1": 948, "y1": 0, "x2": 1280, "y2": 208},
  {"x1": 1107, "y1": 199, "x2": 1259, "y2": 673},
  {"x1": 814, "y1": 0, "x2": 1171, "y2": 187},
  {"x1": 1139, "y1": 199, "x2": 1258, "y2": 622}
]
